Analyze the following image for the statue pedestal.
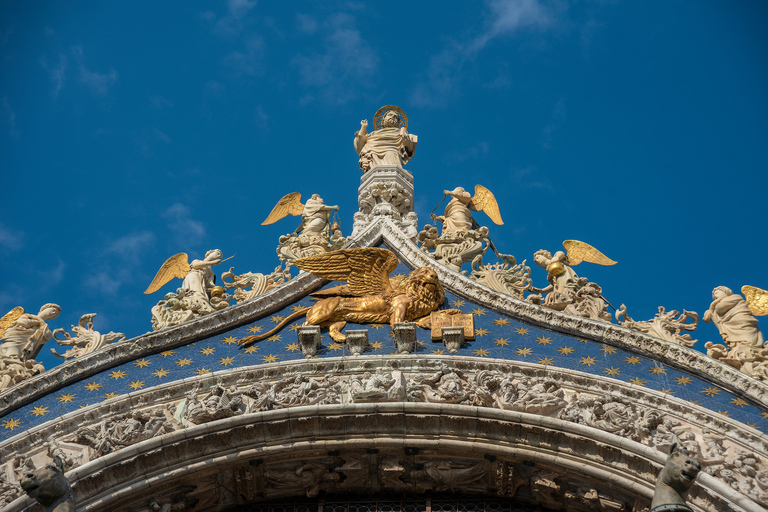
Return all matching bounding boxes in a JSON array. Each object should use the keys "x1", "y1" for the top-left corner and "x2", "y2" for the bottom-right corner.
[{"x1": 352, "y1": 165, "x2": 418, "y2": 240}]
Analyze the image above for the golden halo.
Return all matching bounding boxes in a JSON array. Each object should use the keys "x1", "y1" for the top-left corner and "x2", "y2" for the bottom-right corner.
[{"x1": 373, "y1": 105, "x2": 408, "y2": 131}]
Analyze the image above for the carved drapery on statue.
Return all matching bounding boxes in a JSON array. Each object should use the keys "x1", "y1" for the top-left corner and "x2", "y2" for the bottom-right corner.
[
  {"x1": 0, "y1": 304, "x2": 61, "y2": 391},
  {"x1": 354, "y1": 105, "x2": 417, "y2": 173}
]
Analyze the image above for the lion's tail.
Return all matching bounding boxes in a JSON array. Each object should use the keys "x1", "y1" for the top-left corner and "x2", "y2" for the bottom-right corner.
[{"x1": 239, "y1": 307, "x2": 310, "y2": 347}]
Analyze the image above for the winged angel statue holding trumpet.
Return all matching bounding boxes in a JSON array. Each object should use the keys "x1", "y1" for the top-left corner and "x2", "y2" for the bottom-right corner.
[
  {"x1": 262, "y1": 192, "x2": 345, "y2": 267},
  {"x1": 239, "y1": 247, "x2": 445, "y2": 345},
  {"x1": 144, "y1": 249, "x2": 233, "y2": 330}
]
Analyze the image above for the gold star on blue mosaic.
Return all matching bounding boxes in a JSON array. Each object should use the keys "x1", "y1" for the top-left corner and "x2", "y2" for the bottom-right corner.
[
  {"x1": 244, "y1": 346, "x2": 259, "y2": 354},
  {"x1": 291, "y1": 305, "x2": 305, "y2": 312},
  {"x1": 104, "y1": 392, "x2": 120, "y2": 400},
  {"x1": 516, "y1": 347, "x2": 532, "y2": 357},
  {"x1": 58, "y1": 393, "x2": 76, "y2": 403},
  {"x1": 729, "y1": 397, "x2": 748, "y2": 408},
  {"x1": 286, "y1": 343, "x2": 300, "y2": 352},
  {"x1": 270, "y1": 315, "x2": 284, "y2": 323},
  {"x1": 689, "y1": 399, "x2": 702, "y2": 406},
  {"x1": 472, "y1": 308, "x2": 486, "y2": 315},
  {"x1": 701, "y1": 386, "x2": 720, "y2": 397},
  {"x1": 176, "y1": 357, "x2": 193, "y2": 367},
  {"x1": 329, "y1": 342, "x2": 343, "y2": 351},
  {"x1": 629, "y1": 377, "x2": 646, "y2": 386},
  {"x1": 580, "y1": 356, "x2": 597, "y2": 367},
  {"x1": 660, "y1": 388, "x2": 674, "y2": 395},
  {"x1": 262, "y1": 354, "x2": 278, "y2": 363},
  {"x1": 558, "y1": 346, "x2": 574, "y2": 355},
  {"x1": 31, "y1": 406, "x2": 49, "y2": 417},
  {"x1": 371, "y1": 341, "x2": 383, "y2": 350},
  {"x1": 152, "y1": 369, "x2": 170, "y2": 378},
  {"x1": 494, "y1": 318, "x2": 509, "y2": 326},
  {"x1": 514, "y1": 327, "x2": 529, "y2": 335},
  {"x1": 196, "y1": 368, "x2": 211, "y2": 376},
  {"x1": 759, "y1": 412, "x2": 767, "y2": 419},
  {"x1": 600, "y1": 345, "x2": 617, "y2": 354},
  {"x1": 200, "y1": 347, "x2": 215, "y2": 355},
  {"x1": 432, "y1": 349, "x2": 446, "y2": 355},
  {"x1": 219, "y1": 356, "x2": 235, "y2": 366},
  {"x1": 128, "y1": 380, "x2": 145, "y2": 390},
  {"x1": 268, "y1": 334, "x2": 282, "y2": 342},
  {"x1": 538, "y1": 357, "x2": 554, "y2": 366},
  {"x1": 85, "y1": 381, "x2": 102, "y2": 391},
  {"x1": 370, "y1": 324, "x2": 385, "y2": 329},
  {"x1": 247, "y1": 326, "x2": 262, "y2": 333},
  {"x1": 718, "y1": 410, "x2": 731, "y2": 417},
  {"x1": 747, "y1": 422, "x2": 758, "y2": 429},
  {"x1": 222, "y1": 336, "x2": 239, "y2": 344},
  {"x1": 452, "y1": 299, "x2": 465, "y2": 308},
  {"x1": 2, "y1": 419, "x2": 21, "y2": 430},
  {"x1": 536, "y1": 336, "x2": 551, "y2": 345},
  {"x1": 474, "y1": 348, "x2": 489, "y2": 357},
  {"x1": 676, "y1": 376, "x2": 692, "y2": 386},
  {"x1": 649, "y1": 365, "x2": 666, "y2": 375},
  {"x1": 495, "y1": 337, "x2": 510, "y2": 346},
  {"x1": 625, "y1": 356, "x2": 641, "y2": 365},
  {"x1": 160, "y1": 350, "x2": 174, "y2": 357},
  {"x1": 110, "y1": 370, "x2": 126, "y2": 379},
  {"x1": 577, "y1": 338, "x2": 589, "y2": 343},
  {"x1": 476, "y1": 328, "x2": 488, "y2": 337},
  {"x1": 289, "y1": 324, "x2": 300, "y2": 332},
  {"x1": 133, "y1": 358, "x2": 151, "y2": 368},
  {"x1": 604, "y1": 367, "x2": 621, "y2": 377}
]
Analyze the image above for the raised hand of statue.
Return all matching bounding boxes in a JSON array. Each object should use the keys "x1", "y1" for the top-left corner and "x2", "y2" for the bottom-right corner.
[{"x1": 359, "y1": 119, "x2": 368, "y2": 133}]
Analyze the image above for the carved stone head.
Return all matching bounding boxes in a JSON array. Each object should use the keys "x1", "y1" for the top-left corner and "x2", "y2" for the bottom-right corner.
[{"x1": 19, "y1": 456, "x2": 73, "y2": 510}]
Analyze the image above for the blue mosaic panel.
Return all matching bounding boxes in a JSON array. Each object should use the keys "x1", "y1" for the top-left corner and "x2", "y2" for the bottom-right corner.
[{"x1": 2, "y1": 261, "x2": 767, "y2": 441}]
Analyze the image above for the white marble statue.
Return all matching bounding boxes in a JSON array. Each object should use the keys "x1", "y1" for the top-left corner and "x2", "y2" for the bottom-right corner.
[
  {"x1": 51, "y1": 313, "x2": 125, "y2": 360},
  {"x1": 354, "y1": 106, "x2": 417, "y2": 173},
  {"x1": 704, "y1": 286, "x2": 764, "y2": 349},
  {"x1": 0, "y1": 303, "x2": 61, "y2": 361}
]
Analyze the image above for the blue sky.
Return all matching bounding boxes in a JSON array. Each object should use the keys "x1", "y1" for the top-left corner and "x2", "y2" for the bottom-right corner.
[{"x1": 1, "y1": 1, "x2": 767, "y2": 371}]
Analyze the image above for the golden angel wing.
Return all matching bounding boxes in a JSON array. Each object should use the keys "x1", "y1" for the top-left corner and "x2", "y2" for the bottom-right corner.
[
  {"x1": 144, "y1": 253, "x2": 191, "y2": 294},
  {"x1": 562, "y1": 240, "x2": 617, "y2": 266},
  {"x1": 468, "y1": 184, "x2": 503, "y2": 225},
  {"x1": 0, "y1": 306, "x2": 24, "y2": 338},
  {"x1": 742, "y1": 285, "x2": 768, "y2": 316},
  {"x1": 261, "y1": 192, "x2": 304, "y2": 225},
  {"x1": 294, "y1": 247, "x2": 400, "y2": 297}
]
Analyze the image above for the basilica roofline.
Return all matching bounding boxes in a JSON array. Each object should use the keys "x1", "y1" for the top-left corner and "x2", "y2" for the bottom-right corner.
[{"x1": 2, "y1": 217, "x2": 767, "y2": 417}]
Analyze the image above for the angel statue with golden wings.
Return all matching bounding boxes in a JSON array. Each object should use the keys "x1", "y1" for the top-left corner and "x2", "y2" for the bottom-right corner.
[
  {"x1": 144, "y1": 249, "x2": 232, "y2": 330},
  {"x1": 431, "y1": 185, "x2": 504, "y2": 235},
  {"x1": 0, "y1": 304, "x2": 60, "y2": 390},
  {"x1": 529, "y1": 240, "x2": 617, "y2": 322}
]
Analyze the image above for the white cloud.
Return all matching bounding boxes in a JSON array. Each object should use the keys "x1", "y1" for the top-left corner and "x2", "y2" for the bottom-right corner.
[
  {"x1": 411, "y1": 0, "x2": 555, "y2": 107},
  {"x1": 296, "y1": 14, "x2": 318, "y2": 34},
  {"x1": 37, "y1": 259, "x2": 66, "y2": 287},
  {"x1": 446, "y1": 142, "x2": 491, "y2": 164},
  {"x1": 0, "y1": 221, "x2": 23, "y2": 251},
  {"x1": 150, "y1": 95, "x2": 173, "y2": 108},
  {"x1": 104, "y1": 231, "x2": 156, "y2": 262},
  {"x1": 163, "y1": 203, "x2": 206, "y2": 247},
  {"x1": 223, "y1": 35, "x2": 265, "y2": 76},
  {"x1": 211, "y1": 0, "x2": 257, "y2": 37},
  {"x1": 1, "y1": 96, "x2": 18, "y2": 140},
  {"x1": 83, "y1": 231, "x2": 156, "y2": 296},
  {"x1": 40, "y1": 54, "x2": 67, "y2": 98},
  {"x1": 293, "y1": 13, "x2": 378, "y2": 104},
  {"x1": 73, "y1": 45, "x2": 118, "y2": 96},
  {"x1": 254, "y1": 105, "x2": 268, "y2": 129}
]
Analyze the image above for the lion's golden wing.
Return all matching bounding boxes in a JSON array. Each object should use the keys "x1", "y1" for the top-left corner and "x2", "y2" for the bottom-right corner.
[
  {"x1": 468, "y1": 185, "x2": 503, "y2": 225},
  {"x1": 562, "y1": 240, "x2": 617, "y2": 266},
  {"x1": 294, "y1": 247, "x2": 399, "y2": 296},
  {"x1": 144, "y1": 253, "x2": 191, "y2": 294},
  {"x1": 742, "y1": 285, "x2": 768, "y2": 316},
  {"x1": 262, "y1": 192, "x2": 304, "y2": 225},
  {"x1": 0, "y1": 306, "x2": 24, "y2": 338}
]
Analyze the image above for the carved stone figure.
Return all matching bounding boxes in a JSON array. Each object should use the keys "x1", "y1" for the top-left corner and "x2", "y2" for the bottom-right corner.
[
  {"x1": 221, "y1": 265, "x2": 292, "y2": 303},
  {"x1": 0, "y1": 303, "x2": 61, "y2": 361},
  {"x1": 264, "y1": 462, "x2": 340, "y2": 497},
  {"x1": 652, "y1": 418, "x2": 684, "y2": 453},
  {"x1": 50, "y1": 313, "x2": 125, "y2": 359},
  {"x1": 183, "y1": 385, "x2": 244, "y2": 424},
  {"x1": 0, "y1": 358, "x2": 45, "y2": 391},
  {"x1": 406, "y1": 459, "x2": 488, "y2": 493},
  {"x1": 469, "y1": 253, "x2": 532, "y2": 299},
  {"x1": 650, "y1": 442, "x2": 701, "y2": 511},
  {"x1": 271, "y1": 375, "x2": 340, "y2": 408},
  {"x1": 146, "y1": 250, "x2": 232, "y2": 330},
  {"x1": 497, "y1": 378, "x2": 566, "y2": 415},
  {"x1": 76, "y1": 407, "x2": 173, "y2": 458},
  {"x1": 19, "y1": 456, "x2": 75, "y2": 512},
  {"x1": 617, "y1": 305, "x2": 699, "y2": 347},
  {"x1": 128, "y1": 486, "x2": 199, "y2": 512},
  {"x1": 559, "y1": 394, "x2": 658, "y2": 441},
  {"x1": 410, "y1": 365, "x2": 471, "y2": 404},
  {"x1": 350, "y1": 370, "x2": 405, "y2": 402},
  {"x1": 354, "y1": 106, "x2": 417, "y2": 173},
  {"x1": 239, "y1": 247, "x2": 444, "y2": 344}
]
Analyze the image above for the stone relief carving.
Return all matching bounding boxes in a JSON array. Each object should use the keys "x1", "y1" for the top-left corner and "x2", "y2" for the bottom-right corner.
[
  {"x1": 349, "y1": 369, "x2": 405, "y2": 403},
  {"x1": 408, "y1": 365, "x2": 473, "y2": 404},
  {"x1": 617, "y1": 305, "x2": 699, "y2": 348},
  {"x1": 76, "y1": 406, "x2": 174, "y2": 459},
  {"x1": 221, "y1": 265, "x2": 292, "y2": 303},
  {"x1": 405, "y1": 459, "x2": 489, "y2": 493},
  {"x1": 50, "y1": 313, "x2": 125, "y2": 360},
  {"x1": 469, "y1": 253, "x2": 532, "y2": 298},
  {"x1": 264, "y1": 461, "x2": 341, "y2": 498},
  {"x1": 181, "y1": 385, "x2": 245, "y2": 425},
  {"x1": 496, "y1": 376, "x2": 566, "y2": 415},
  {"x1": 125, "y1": 486, "x2": 199, "y2": 512},
  {"x1": 559, "y1": 394, "x2": 660, "y2": 442}
]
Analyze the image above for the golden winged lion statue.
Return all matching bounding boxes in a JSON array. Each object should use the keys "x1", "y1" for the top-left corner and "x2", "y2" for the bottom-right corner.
[{"x1": 239, "y1": 247, "x2": 445, "y2": 345}]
